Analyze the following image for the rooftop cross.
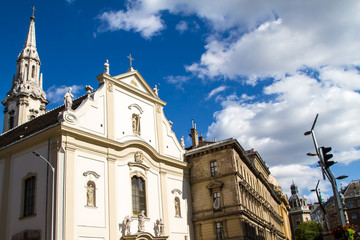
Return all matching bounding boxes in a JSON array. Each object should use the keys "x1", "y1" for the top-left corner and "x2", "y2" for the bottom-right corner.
[
  {"x1": 127, "y1": 54, "x2": 134, "y2": 68},
  {"x1": 31, "y1": 6, "x2": 36, "y2": 19}
]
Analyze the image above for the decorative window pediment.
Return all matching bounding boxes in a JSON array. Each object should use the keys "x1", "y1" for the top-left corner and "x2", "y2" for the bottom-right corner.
[
  {"x1": 83, "y1": 171, "x2": 100, "y2": 179},
  {"x1": 207, "y1": 180, "x2": 224, "y2": 190},
  {"x1": 171, "y1": 189, "x2": 182, "y2": 195}
]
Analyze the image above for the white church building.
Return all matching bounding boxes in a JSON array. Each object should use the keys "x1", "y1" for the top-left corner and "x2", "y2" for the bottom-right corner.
[{"x1": 0, "y1": 10, "x2": 193, "y2": 240}]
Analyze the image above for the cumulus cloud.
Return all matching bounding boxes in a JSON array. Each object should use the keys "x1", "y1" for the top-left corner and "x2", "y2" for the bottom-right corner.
[
  {"x1": 206, "y1": 69, "x2": 360, "y2": 194},
  {"x1": 46, "y1": 85, "x2": 83, "y2": 106},
  {"x1": 98, "y1": 0, "x2": 360, "y2": 78},
  {"x1": 97, "y1": 8, "x2": 164, "y2": 39}
]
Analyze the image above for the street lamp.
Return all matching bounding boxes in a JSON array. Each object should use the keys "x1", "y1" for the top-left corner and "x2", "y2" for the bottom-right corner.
[
  {"x1": 336, "y1": 175, "x2": 348, "y2": 180},
  {"x1": 304, "y1": 114, "x2": 348, "y2": 227},
  {"x1": 32, "y1": 151, "x2": 55, "y2": 240}
]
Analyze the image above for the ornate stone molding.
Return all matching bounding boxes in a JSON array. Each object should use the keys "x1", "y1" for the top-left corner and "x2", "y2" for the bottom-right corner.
[
  {"x1": 128, "y1": 103, "x2": 144, "y2": 114},
  {"x1": 58, "y1": 111, "x2": 77, "y2": 125},
  {"x1": 83, "y1": 171, "x2": 100, "y2": 179},
  {"x1": 107, "y1": 82, "x2": 113, "y2": 92},
  {"x1": 171, "y1": 189, "x2": 182, "y2": 195},
  {"x1": 134, "y1": 151, "x2": 144, "y2": 163}
]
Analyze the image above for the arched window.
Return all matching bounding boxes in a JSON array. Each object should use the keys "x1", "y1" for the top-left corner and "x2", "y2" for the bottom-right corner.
[
  {"x1": 175, "y1": 197, "x2": 181, "y2": 217},
  {"x1": 9, "y1": 115, "x2": 14, "y2": 129},
  {"x1": 86, "y1": 181, "x2": 96, "y2": 207},
  {"x1": 31, "y1": 65, "x2": 35, "y2": 78},
  {"x1": 132, "y1": 176, "x2": 146, "y2": 215},
  {"x1": 23, "y1": 175, "x2": 36, "y2": 217}
]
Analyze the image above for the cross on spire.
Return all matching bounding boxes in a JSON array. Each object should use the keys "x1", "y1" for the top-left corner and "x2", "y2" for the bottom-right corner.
[
  {"x1": 127, "y1": 54, "x2": 134, "y2": 68},
  {"x1": 31, "y1": 6, "x2": 36, "y2": 19}
]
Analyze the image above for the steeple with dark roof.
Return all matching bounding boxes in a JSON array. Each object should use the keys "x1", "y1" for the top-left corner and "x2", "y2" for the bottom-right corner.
[{"x1": 2, "y1": 7, "x2": 49, "y2": 132}]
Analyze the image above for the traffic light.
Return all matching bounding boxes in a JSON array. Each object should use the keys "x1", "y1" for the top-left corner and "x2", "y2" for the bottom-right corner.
[{"x1": 321, "y1": 146, "x2": 335, "y2": 168}]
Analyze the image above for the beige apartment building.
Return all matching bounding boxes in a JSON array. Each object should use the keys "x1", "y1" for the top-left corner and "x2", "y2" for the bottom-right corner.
[{"x1": 185, "y1": 125, "x2": 286, "y2": 240}]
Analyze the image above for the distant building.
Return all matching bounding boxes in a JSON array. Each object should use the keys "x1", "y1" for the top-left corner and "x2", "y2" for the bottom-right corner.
[
  {"x1": 269, "y1": 176, "x2": 292, "y2": 240},
  {"x1": 342, "y1": 180, "x2": 360, "y2": 237},
  {"x1": 185, "y1": 124, "x2": 287, "y2": 240},
  {"x1": 288, "y1": 182, "x2": 311, "y2": 235}
]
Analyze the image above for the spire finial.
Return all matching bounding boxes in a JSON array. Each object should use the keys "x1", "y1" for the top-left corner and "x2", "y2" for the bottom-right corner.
[
  {"x1": 31, "y1": 6, "x2": 36, "y2": 20},
  {"x1": 127, "y1": 54, "x2": 134, "y2": 68}
]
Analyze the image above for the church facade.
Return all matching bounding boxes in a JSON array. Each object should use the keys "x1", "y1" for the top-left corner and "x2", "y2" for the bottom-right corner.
[{"x1": 0, "y1": 12, "x2": 193, "y2": 240}]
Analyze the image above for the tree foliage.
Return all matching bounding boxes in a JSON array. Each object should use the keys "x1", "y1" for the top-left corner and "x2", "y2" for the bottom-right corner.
[{"x1": 294, "y1": 221, "x2": 323, "y2": 240}]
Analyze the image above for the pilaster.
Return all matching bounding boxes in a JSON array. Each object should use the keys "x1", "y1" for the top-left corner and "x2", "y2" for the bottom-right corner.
[
  {"x1": 159, "y1": 165, "x2": 169, "y2": 235},
  {"x1": 155, "y1": 104, "x2": 164, "y2": 154},
  {"x1": 64, "y1": 139, "x2": 76, "y2": 240},
  {"x1": 107, "y1": 150, "x2": 117, "y2": 240},
  {"x1": 0, "y1": 156, "x2": 11, "y2": 240}
]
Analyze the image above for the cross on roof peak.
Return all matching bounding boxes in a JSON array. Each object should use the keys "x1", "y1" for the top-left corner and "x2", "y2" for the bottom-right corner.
[
  {"x1": 31, "y1": 6, "x2": 36, "y2": 19},
  {"x1": 127, "y1": 54, "x2": 134, "y2": 68}
]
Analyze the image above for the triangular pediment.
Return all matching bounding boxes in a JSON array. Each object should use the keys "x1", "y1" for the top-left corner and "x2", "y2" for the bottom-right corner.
[{"x1": 113, "y1": 71, "x2": 159, "y2": 99}]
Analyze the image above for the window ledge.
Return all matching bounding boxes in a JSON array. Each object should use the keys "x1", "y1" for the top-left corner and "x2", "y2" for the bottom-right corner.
[{"x1": 19, "y1": 214, "x2": 37, "y2": 220}]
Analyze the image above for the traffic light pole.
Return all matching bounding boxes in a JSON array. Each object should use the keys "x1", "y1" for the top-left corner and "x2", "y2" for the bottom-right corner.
[{"x1": 305, "y1": 114, "x2": 348, "y2": 227}]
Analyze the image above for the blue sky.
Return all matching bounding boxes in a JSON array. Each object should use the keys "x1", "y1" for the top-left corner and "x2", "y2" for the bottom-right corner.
[{"x1": 2, "y1": 0, "x2": 360, "y2": 201}]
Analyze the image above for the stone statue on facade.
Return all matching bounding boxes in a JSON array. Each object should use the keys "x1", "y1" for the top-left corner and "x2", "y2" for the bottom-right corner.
[
  {"x1": 132, "y1": 113, "x2": 141, "y2": 136},
  {"x1": 104, "y1": 59, "x2": 110, "y2": 75},
  {"x1": 123, "y1": 215, "x2": 132, "y2": 235},
  {"x1": 175, "y1": 198, "x2": 181, "y2": 217},
  {"x1": 180, "y1": 136, "x2": 185, "y2": 149},
  {"x1": 86, "y1": 182, "x2": 95, "y2": 207},
  {"x1": 158, "y1": 218, "x2": 164, "y2": 236},
  {"x1": 138, "y1": 210, "x2": 145, "y2": 232},
  {"x1": 153, "y1": 85, "x2": 159, "y2": 96},
  {"x1": 64, "y1": 87, "x2": 73, "y2": 110}
]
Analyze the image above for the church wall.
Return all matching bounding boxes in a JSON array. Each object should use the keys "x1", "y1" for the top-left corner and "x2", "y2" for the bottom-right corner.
[
  {"x1": 161, "y1": 118, "x2": 183, "y2": 160},
  {"x1": 167, "y1": 175, "x2": 192, "y2": 239},
  {"x1": 6, "y1": 143, "x2": 49, "y2": 240},
  {"x1": 75, "y1": 151, "x2": 108, "y2": 228},
  {"x1": 77, "y1": 94, "x2": 106, "y2": 136},
  {"x1": 73, "y1": 150, "x2": 109, "y2": 240},
  {"x1": 113, "y1": 88, "x2": 158, "y2": 151},
  {"x1": 61, "y1": 83, "x2": 107, "y2": 138}
]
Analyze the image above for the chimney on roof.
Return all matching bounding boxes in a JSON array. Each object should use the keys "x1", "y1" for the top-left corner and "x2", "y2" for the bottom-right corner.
[
  {"x1": 199, "y1": 132, "x2": 204, "y2": 142},
  {"x1": 189, "y1": 120, "x2": 199, "y2": 148}
]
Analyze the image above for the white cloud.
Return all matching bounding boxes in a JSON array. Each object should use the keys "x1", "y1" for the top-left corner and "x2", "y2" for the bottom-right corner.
[
  {"x1": 46, "y1": 85, "x2": 83, "y2": 106},
  {"x1": 164, "y1": 75, "x2": 191, "y2": 90},
  {"x1": 206, "y1": 70, "x2": 360, "y2": 194},
  {"x1": 176, "y1": 21, "x2": 188, "y2": 33},
  {"x1": 97, "y1": 9, "x2": 164, "y2": 39},
  {"x1": 206, "y1": 86, "x2": 227, "y2": 100},
  {"x1": 98, "y1": 0, "x2": 360, "y2": 77}
]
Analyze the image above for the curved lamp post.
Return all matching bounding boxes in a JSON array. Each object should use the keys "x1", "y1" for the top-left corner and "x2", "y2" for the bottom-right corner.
[{"x1": 32, "y1": 151, "x2": 55, "y2": 240}]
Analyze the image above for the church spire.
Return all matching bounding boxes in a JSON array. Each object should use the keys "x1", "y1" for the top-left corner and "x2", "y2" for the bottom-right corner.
[
  {"x1": 24, "y1": 6, "x2": 37, "y2": 50},
  {"x1": 2, "y1": 7, "x2": 49, "y2": 132}
]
